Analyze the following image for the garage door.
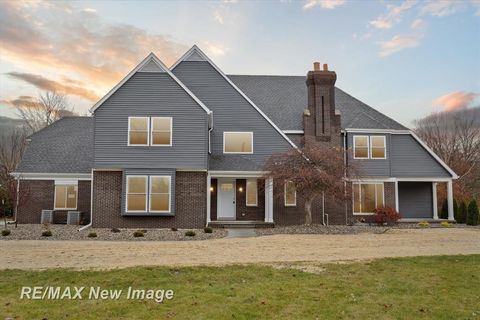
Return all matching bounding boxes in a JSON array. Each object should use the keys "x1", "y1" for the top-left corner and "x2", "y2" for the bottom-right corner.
[{"x1": 398, "y1": 182, "x2": 433, "y2": 219}]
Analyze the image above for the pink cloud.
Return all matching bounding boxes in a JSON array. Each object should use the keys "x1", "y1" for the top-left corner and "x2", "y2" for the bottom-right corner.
[{"x1": 432, "y1": 91, "x2": 478, "y2": 112}]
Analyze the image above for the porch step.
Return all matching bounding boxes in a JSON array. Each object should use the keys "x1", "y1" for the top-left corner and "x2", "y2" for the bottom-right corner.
[{"x1": 209, "y1": 221, "x2": 274, "y2": 228}]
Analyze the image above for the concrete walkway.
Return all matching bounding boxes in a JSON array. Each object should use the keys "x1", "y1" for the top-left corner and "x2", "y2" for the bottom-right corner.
[
  {"x1": 1, "y1": 228, "x2": 479, "y2": 270},
  {"x1": 225, "y1": 228, "x2": 256, "y2": 238}
]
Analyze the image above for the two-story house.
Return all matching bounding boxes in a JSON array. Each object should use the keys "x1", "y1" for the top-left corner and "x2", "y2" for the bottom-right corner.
[{"x1": 13, "y1": 45, "x2": 457, "y2": 228}]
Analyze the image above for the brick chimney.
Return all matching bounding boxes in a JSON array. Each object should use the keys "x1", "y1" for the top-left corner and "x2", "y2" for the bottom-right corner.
[{"x1": 304, "y1": 62, "x2": 341, "y2": 146}]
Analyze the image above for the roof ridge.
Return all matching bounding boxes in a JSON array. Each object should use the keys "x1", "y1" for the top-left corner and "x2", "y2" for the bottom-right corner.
[{"x1": 228, "y1": 74, "x2": 305, "y2": 78}]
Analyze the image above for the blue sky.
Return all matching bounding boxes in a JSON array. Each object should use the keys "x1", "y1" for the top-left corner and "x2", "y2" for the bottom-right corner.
[{"x1": 0, "y1": 0, "x2": 479, "y2": 127}]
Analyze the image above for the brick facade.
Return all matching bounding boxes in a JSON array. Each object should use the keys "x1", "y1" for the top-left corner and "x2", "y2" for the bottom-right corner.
[
  {"x1": 92, "y1": 170, "x2": 206, "y2": 228},
  {"x1": 272, "y1": 180, "x2": 349, "y2": 226},
  {"x1": 16, "y1": 179, "x2": 91, "y2": 224},
  {"x1": 235, "y1": 179, "x2": 265, "y2": 221}
]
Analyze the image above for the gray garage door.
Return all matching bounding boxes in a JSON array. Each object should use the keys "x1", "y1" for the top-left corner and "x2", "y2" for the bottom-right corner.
[{"x1": 398, "y1": 182, "x2": 433, "y2": 219}]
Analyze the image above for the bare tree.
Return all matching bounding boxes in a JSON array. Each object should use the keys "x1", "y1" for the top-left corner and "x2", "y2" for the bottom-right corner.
[
  {"x1": 15, "y1": 91, "x2": 75, "y2": 134},
  {"x1": 263, "y1": 145, "x2": 357, "y2": 225},
  {"x1": 414, "y1": 107, "x2": 480, "y2": 200},
  {"x1": 0, "y1": 128, "x2": 29, "y2": 227}
]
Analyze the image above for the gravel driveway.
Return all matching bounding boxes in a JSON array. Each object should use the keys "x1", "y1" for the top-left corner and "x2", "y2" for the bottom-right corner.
[{"x1": 1, "y1": 228, "x2": 479, "y2": 270}]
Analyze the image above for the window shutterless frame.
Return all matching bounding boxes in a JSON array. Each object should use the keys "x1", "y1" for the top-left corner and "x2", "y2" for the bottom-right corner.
[
  {"x1": 53, "y1": 184, "x2": 78, "y2": 210},
  {"x1": 369, "y1": 135, "x2": 387, "y2": 159},
  {"x1": 284, "y1": 180, "x2": 296, "y2": 207},
  {"x1": 246, "y1": 179, "x2": 258, "y2": 207},
  {"x1": 353, "y1": 135, "x2": 369, "y2": 159},
  {"x1": 150, "y1": 117, "x2": 172, "y2": 146},
  {"x1": 149, "y1": 175, "x2": 171, "y2": 213},
  {"x1": 127, "y1": 117, "x2": 150, "y2": 146},
  {"x1": 352, "y1": 182, "x2": 385, "y2": 215},
  {"x1": 223, "y1": 132, "x2": 254, "y2": 154},
  {"x1": 125, "y1": 175, "x2": 148, "y2": 212}
]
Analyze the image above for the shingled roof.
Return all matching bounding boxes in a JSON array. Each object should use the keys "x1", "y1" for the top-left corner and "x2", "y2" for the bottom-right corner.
[
  {"x1": 228, "y1": 74, "x2": 407, "y2": 131},
  {"x1": 16, "y1": 75, "x2": 408, "y2": 174},
  {"x1": 16, "y1": 117, "x2": 93, "y2": 173}
]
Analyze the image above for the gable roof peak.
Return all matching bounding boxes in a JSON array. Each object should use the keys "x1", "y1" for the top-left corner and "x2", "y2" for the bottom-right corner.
[{"x1": 89, "y1": 52, "x2": 211, "y2": 115}]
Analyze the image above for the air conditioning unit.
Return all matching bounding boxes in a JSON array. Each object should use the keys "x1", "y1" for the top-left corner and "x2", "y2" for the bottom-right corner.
[
  {"x1": 67, "y1": 211, "x2": 81, "y2": 225},
  {"x1": 41, "y1": 210, "x2": 53, "y2": 224}
]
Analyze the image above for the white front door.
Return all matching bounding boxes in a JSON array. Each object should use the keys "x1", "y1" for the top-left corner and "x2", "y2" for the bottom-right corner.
[{"x1": 217, "y1": 179, "x2": 236, "y2": 220}]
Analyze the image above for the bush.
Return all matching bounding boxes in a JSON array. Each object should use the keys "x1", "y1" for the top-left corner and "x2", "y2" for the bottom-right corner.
[
  {"x1": 133, "y1": 231, "x2": 144, "y2": 237},
  {"x1": 456, "y1": 201, "x2": 468, "y2": 224},
  {"x1": 418, "y1": 221, "x2": 430, "y2": 228},
  {"x1": 466, "y1": 200, "x2": 479, "y2": 226},
  {"x1": 440, "y1": 221, "x2": 453, "y2": 228},
  {"x1": 440, "y1": 199, "x2": 448, "y2": 219},
  {"x1": 42, "y1": 230, "x2": 52, "y2": 237},
  {"x1": 1, "y1": 229, "x2": 11, "y2": 236},
  {"x1": 171, "y1": 227, "x2": 178, "y2": 231},
  {"x1": 373, "y1": 207, "x2": 401, "y2": 226},
  {"x1": 88, "y1": 232, "x2": 97, "y2": 238},
  {"x1": 111, "y1": 228, "x2": 121, "y2": 233},
  {"x1": 185, "y1": 230, "x2": 196, "y2": 237},
  {"x1": 204, "y1": 227, "x2": 213, "y2": 233}
]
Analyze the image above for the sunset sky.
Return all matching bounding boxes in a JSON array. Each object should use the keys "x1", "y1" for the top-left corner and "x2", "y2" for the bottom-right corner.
[{"x1": 1, "y1": 0, "x2": 479, "y2": 127}]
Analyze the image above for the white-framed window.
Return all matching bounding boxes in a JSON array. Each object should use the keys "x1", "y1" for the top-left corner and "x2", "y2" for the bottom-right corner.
[
  {"x1": 149, "y1": 176, "x2": 171, "y2": 212},
  {"x1": 284, "y1": 180, "x2": 296, "y2": 207},
  {"x1": 151, "y1": 117, "x2": 172, "y2": 146},
  {"x1": 128, "y1": 117, "x2": 150, "y2": 146},
  {"x1": 353, "y1": 136, "x2": 369, "y2": 159},
  {"x1": 126, "y1": 176, "x2": 148, "y2": 212},
  {"x1": 370, "y1": 136, "x2": 386, "y2": 159},
  {"x1": 352, "y1": 183, "x2": 384, "y2": 215},
  {"x1": 126, "y1": 175, "x2": 171, "y2": 213},
  {"x1": 353, "y1": 135, "x2": 387, "y2": 159},
  {"x1": 246, "y1": 179, "x2": 258, "y2": 206},
  {"x1": 223, "y1": 132, "x2": 253, "y2": 154},
  {"x1": 54, "y1": 184, "x2": 78, "y2": 210}
]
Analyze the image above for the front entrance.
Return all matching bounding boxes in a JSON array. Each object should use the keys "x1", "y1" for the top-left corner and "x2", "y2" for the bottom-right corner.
[{"x1": 217, "y1": 179, "x2": 236, "y2": 220}]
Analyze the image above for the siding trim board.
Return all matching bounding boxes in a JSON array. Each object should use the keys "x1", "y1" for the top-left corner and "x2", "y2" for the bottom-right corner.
[{"x1": 171, "y1": 45, "x2": 298, "y2": 150}]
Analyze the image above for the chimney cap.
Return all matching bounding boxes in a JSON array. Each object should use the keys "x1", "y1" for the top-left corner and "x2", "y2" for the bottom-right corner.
[
  {"x1": 323, "y1": 63, "x2": 329, "y2": 71},
  {"x1": 313, "y1": 62, "x2": 320, "y2": 71}
]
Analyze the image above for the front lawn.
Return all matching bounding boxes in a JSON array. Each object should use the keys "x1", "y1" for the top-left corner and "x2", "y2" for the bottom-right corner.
[{"x1": 1, "y1": 255, "x2": 479, "y2": 319}]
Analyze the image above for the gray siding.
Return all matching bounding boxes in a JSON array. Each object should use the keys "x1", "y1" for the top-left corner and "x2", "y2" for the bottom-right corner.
[
  {"x1": 121, "y1": 168, "x2": 176, "y2": 216},
  {"x1": 93, "y1": 72, "x2": 208, "y2": 169},
  {"x1": 172, "y1": 61, "x2": 293, "y2": 171},
  {"x1": 390, "y1": 135, "x2": 450, "y2": 177},
  {"x1": 347, "y1": 133, "x2": 451, "y2": 178},
  {"x1": 398, "y1": 182, "x2": 433, "y2": 218},
  {"x1": 347, "y1": 133, "x2": 391, "y2": 177}
]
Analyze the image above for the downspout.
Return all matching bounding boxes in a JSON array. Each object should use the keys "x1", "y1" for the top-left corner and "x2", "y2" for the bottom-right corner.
[
  {"x1": 322, "y1": 191, "x2": 328, "y2": 226},
  {"x1": 343, "y1": 131, "x2": 348, "y2": 225},
  {"x1": 78, "y1": 169, "x2": 93, "y2": 231}
]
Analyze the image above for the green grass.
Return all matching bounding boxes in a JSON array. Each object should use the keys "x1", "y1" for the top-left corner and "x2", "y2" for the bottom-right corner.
[{"x1": 1, "y1": 255, "x2": 479, "y2": 319}]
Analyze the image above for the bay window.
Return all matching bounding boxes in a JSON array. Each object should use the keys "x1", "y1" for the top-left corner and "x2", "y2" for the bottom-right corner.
[{"x1": 126, "y1": 175, "x2": 171, "y2": 213}]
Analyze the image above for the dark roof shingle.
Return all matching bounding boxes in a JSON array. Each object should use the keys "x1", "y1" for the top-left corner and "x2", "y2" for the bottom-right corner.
[
  {"x1": 16, "y1": 117, "x2": 93, "y2": 173},
  {"x1": 228, "y1": 74, "x2": 407, "y2": 131}
]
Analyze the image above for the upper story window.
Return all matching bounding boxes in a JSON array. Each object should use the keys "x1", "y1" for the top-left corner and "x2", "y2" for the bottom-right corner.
[
  {"x1": 353, "y1": 135, "x2": 386, "y2": 159},
  {"x1": 246, "y1": 179, "x2": 258, "y2": 206},
  {"x1": 126, "y1": 175, "x2": 171, "y2": 213},
  {"x1": 370, "y1": 136, "x2": 386, "y2": 159},
  {"x1": 284, "y1": 180, "x2": 296, "y2": 207},
  {"x1": 223, "y1": 132, "x2": 253, "y2": 154},
  {"x1": 128, "y1": 116, "x2": 172, "y2": 146},
  {"x1": 353, "y1": 136, "x2": 369, "y2": 159},
  {"x1": 352, "y1": 183, "x2": 384, "y2": 215},
  {"x1": 54, "y1": 184, "x2": 78, "y2": 210},
  {"x1": 151, "y1": 117, "x2": 172, "y2": 146},
  {"x1": 128, "y1": 117, "x2": 149, "y2": 146}
]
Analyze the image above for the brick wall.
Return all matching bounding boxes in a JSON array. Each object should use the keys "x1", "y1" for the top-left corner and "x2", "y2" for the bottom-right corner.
[
  {"x1": 92, "y1": 171, "x2": 206, "y2": 228},
  {"x1": 235, "y1": 179, "x2": 265, "y2": 221},
  {"x1": 16, "y1": 180, "x2": 91, "y2": 224},
  {"x1": 272, "y1": 180, "x2": 349, "y2": 226}
]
